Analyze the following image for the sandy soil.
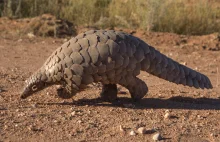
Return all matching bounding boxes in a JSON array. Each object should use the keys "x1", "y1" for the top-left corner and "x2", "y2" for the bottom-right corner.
[{"x1": 0, "y1": 29, "x2": 220, "y2": 142}]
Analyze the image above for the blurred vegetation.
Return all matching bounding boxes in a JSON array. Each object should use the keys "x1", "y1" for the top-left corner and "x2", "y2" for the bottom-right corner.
[{"x1": 0, "y1": 0, "x2": 220, "y2": 35}]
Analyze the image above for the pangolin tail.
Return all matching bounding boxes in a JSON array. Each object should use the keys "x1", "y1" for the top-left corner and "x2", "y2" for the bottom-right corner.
[{"x1": 140, "y1": 46, "x2": 212, "y2": 89}]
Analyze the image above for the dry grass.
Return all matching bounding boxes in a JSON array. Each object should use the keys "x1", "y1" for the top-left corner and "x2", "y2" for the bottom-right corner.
[
  {"x1": 0, "y1": 0, "x2": 220, "y2": 35},
  {"x1": 150, "y1": 0, "x2": 220, "y2": 35}
]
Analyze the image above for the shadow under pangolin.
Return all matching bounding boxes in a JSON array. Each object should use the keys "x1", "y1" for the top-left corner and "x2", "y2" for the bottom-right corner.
[{"x1": 38, "y1": 96, "x2": 220, "y2": 110}]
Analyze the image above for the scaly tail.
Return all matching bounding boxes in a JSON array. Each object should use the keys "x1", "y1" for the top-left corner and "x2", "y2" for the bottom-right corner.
[{"x1": 140, "y1": 45, "x2": 213, "y2": 89}]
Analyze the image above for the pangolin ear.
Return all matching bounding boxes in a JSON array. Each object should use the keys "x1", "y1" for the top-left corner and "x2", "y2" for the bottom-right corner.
[{"x1": 31, "y1": 85, "x2": 38, "y2": 91}]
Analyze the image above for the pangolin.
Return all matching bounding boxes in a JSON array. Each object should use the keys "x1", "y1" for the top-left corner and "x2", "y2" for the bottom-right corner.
[{"x1": 20, "y1": 30, "x2": 213, "y2": 101}]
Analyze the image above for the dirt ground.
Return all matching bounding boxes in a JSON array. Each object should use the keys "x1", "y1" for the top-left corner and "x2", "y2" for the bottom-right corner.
[{"x1": 0, "y1": 27, "x2": 220, "y2": 142}]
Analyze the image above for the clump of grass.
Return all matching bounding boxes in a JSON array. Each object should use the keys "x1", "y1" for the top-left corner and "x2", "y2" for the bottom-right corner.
[
  {"x1": 108, "y1": 0, "x2": 149, "y2": 29},
  {"x1": 1, "y1": 0, "x2": 220, "y2": 35},
  {"x1": 59, "y1": 0, "x2": 110, "y2": 27},
  {"x1": 149, "y1": 0, "x2": 220, "y2": 35},
  {"x1": 108, "y1": 0, "x2": 220, "y2": 35}
]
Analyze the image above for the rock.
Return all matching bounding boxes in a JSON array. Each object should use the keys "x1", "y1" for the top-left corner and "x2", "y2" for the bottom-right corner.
[
  {"x1": 152, "y1": 133, "x2": 162, "y2": 141},
  {"x1": 17, "y1": 39, "x2": 23, "y2": 42},
  {"x1": 181, "y1": 62, "x2": 187, "y2": 65},
  {"x1": 63, "y1": 38, "x2": 68, "y2": 42},
  {"x1": 28, "y1": 125, "x2": 41, "y2": 131},
  {"x1": 56, "y1": 85, "x2": 63, "y2": 89},
  {"x1": 71, "y1": 111, "x2": 76, "y2": 116},
  {"x1": 119, "y1": 125, "x2": 125, "y2": 132},
  {"x1": 137, "y1": 127, "x2": 146, "y2": 134},
  {"x1": 0, "y1": 96, "x2": 4, "y2": 102},
  {"x1": 71, "y1": 129, "x2": 78, "y2": 136},
  {"x1": 164, "y1": 110, "x2": 171, "y2": 119},
  {"x1": 18, "y1": 112, "x2": 25, "y2": 117},
  {"x1": 27, "y1": 32, "x2": 35, "y2": 38},
  {"x1": 164, "y1": 112, "x2": 170, "y2": 119},
  {"x1": 32, "y1": 103, "x2": 37, "y2": 108},
  {"x1": 129, "y1": 130, "x2": 136, "y2": 136}
]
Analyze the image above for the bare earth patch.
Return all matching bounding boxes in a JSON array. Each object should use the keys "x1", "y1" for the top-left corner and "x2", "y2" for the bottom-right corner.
[{"x1": 0, "y1": 29, "x2": 220, "y2": 142}]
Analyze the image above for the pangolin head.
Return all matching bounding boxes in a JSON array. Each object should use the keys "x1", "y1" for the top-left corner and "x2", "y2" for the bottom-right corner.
[{"x1": 20, "y1": 71, "x2": 48, "y2": 99}]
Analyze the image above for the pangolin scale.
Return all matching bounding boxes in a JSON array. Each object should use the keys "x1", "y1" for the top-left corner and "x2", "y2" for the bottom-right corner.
[{"x1": 20, "y1": 30, "x2": 213, "y2": 101}]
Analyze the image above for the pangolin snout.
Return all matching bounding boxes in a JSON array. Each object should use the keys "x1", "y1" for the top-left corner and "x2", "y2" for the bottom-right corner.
[{"x1": 20, "y1": 87, "x2": 31, "y2": 99}]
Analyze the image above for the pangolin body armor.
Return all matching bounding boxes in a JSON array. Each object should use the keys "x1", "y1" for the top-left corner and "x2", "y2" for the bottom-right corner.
[{"x1": 21, "y1": 30, "x2": 213, "y2": 100}]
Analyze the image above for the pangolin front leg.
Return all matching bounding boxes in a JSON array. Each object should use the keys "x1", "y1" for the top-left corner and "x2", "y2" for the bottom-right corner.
[
  {"x1": 57, "y1": 84, "x2": 78, "y2": 99},
  {"x1": 100, "y1": 84, "x2": 118, "y2": 101}
]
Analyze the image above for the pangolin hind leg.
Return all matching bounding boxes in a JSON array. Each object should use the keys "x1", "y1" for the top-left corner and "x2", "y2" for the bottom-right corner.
[
  {"x1": 100, "y1": 84, "x2": 118, "y2": 101},
  {"x1": 120, "y1": 77, "x2": 148, "y2": 101}
]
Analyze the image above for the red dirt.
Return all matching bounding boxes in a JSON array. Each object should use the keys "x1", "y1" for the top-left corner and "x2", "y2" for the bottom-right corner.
[{"x1": 0, "y1": 26, "x2": 220, "y2": 141}]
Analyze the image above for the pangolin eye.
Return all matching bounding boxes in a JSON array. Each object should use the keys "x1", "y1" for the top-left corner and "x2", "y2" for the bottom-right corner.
[{"x1": 32, "y1": 85, "x2": 38, "y2": 91}]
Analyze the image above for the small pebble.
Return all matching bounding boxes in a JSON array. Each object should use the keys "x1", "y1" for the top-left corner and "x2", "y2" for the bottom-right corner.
[
  {"x1": 18, "y1": 112, "x2": 25, "y2": 117},
  {"x1": 56, "y1": 85, "x2": 62, "y2": 89},
  {"x1": 71, "y1": 111, "x2": 76, "y2": 116},
  {"x1": 0, "y1": 97, "x2": 4, "y2": 102},
  {"x1": 77, "y1": 120, "x2": 82, "y2": 124},
  {"x1": 63, "y1": 38, "x2": 68, "y2": 42},
  {"x1": 153, "y1": 133, "x2": 162, "y2": 141},
  {"x1": 71, "y1": 129, "x2": 77, "y2": 136},
  {"x1": 17, "y1": 39, "x2": 23, "y2": 42},
  {"x1": 28, "y1": 125, "x2": 33, "y2": 131},
  {"x1": 129, "y1": 130, "x2": 136, "y2": 136},
  {"x1": 4, "y1": 125, "x2": 8, "y2": 130},
  {"x1": 181, "y1": 62, "x2": 187, "y2": 65},
  {"x1": 119, "y1": 125, "x2": 125, "y2": 132},
  {"x1": 61, "y1": 100, "x2": 67, "y2": 103},
  {"x1": 32, "y1": 103, "x2": 37, "y2": 108},
  {"x1": 164, "y1": 112, "x2": 170, "y2": 119},
  {"x1": 27, "y1": 33, "x2": 35, "y2": 38},
  {"x1": 137, "y1": 127, "x2": 146, "y2": 134},
  {"x1": 88, "y1": 110, "x2": 91, "y2": 114}
]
